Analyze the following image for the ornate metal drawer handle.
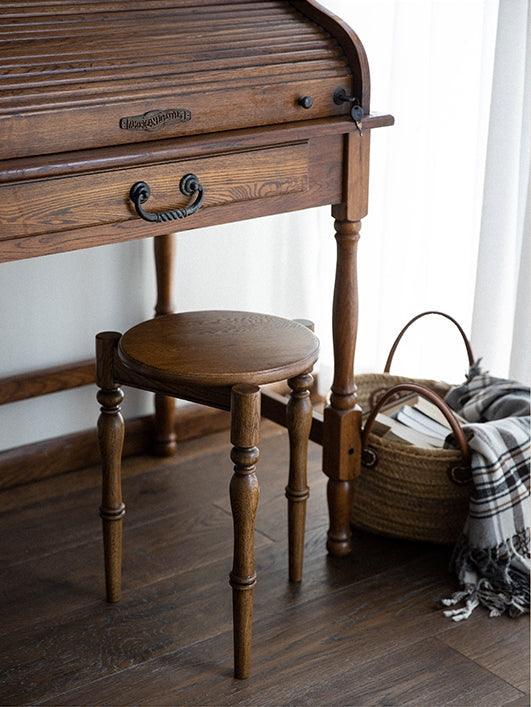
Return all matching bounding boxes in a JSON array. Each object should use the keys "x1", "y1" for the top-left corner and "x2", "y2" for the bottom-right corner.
[{"x1": 129, "y1": 173, "x2": 204, "y2": 223}]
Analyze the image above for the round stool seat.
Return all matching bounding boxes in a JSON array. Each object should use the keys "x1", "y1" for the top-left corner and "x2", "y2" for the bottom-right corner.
[{"x1": 118, "y1": 310, "x2": 319, "y2": 387}]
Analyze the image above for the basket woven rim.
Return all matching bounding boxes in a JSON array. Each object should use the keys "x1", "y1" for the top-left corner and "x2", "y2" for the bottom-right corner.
[{"x1": 364, "y1": 431, "x2": 462, "y2": 460}]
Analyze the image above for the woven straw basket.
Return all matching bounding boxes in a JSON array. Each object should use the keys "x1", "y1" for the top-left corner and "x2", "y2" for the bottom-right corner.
[{"x1": 350, "y1": 312, "x2": 473, "y2": 544}]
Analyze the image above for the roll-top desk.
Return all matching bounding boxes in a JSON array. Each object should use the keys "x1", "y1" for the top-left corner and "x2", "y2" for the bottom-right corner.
[{"x1": 0, "y1": 1, "x2": 393, "y2": 556}]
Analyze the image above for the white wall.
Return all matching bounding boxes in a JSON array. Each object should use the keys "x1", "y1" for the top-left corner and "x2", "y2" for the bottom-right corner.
[{"x1": 0, "y1": 0, "x2": 503, "y2": 451}]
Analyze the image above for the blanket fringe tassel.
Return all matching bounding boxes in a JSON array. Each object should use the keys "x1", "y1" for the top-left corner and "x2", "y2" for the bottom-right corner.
[{"x1": 440, "y1": 529, "x2": 530, "y2": 621}]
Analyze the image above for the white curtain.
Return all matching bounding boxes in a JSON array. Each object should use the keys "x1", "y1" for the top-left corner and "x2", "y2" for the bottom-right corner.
[
  {"x1": 317, "y1": 0, "x2": 530, "y2": 388},
  {"x1": 471, "y1": 0, "x2": 531, "y2": 384}
]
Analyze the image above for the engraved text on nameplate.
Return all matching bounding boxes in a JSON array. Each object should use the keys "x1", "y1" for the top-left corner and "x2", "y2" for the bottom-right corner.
[{"x1": 119, "y1": 109, "x2": 192, "y2": 132}]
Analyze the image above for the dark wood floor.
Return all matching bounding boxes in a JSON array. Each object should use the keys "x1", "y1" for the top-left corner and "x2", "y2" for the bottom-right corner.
[{"x1": 0, "y1": 423, "x2": 529, "y2": 706}]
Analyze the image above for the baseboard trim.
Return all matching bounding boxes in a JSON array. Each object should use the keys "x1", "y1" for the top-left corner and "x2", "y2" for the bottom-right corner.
[
  {"x1": 0, "y1": 405, "x2": 230, "y2": 492},
  {"x1": 0, "y1": 359, "x2": 95, "y2": 406}
]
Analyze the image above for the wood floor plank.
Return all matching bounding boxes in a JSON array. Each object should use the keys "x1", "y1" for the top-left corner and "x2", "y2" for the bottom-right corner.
[
  {"x1": 0, "y1": 530, "x2": 427, "y2": 705},
  {"x1": 35, "y1": 551, "x2": 462, "y2": 706},
  {"x1": 438, "y1": 612, "x2": 531, "y2": 693},
  {"x1": 0, "y1": 422, "x2": 285, "y2": 515},
  {"x1": 0, "y1": 427, "x2": 290, "y2": 568},
  {"x1": 289, "y1": 637, "x2": 525, "y2": 706},
  {"x1": 42, "y1": 557, "x2": 503, "y2": 707},
  {"x1": 0, "y1": 426, "x2": 232, "y2": 513},
  {"x1": 1, "y1": 428, "x2": 528, "y2": 707},
  {"x1": 503, "y1": 695, "x2": 531, "y2": 706},
  {"x1": 0, "y1": 503, "x2": 273, "y2": 637}
]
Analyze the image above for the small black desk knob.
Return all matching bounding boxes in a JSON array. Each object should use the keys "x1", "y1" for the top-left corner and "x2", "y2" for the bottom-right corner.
[{"x1": 298, "y1": 96, "x2": 314, "y2": 109}]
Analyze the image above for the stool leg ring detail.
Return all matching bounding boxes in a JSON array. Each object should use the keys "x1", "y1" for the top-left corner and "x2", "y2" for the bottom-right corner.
[
  {"x1": 229, "y1": 384, "x2": 261, "y2": 680},
  {"x1": 286, "y1": 371, "x2": 313, "y2": 582}
]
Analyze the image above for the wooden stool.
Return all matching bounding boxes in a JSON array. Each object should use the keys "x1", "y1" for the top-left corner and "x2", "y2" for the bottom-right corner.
[{"x1": 96, "y1": 310, "x2": 319, "y2": 679}]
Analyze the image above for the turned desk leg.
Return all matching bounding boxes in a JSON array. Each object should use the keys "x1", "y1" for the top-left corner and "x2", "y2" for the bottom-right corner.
[
  {"x1": 286, "y1": 371, "x2": 313, "y2": 582},
  {"x1": 153, "y1": 233, "x2": 177, "y2": 456},
  {"x1": 96, "y1": 332, "x2": 125, "y2": 603},
  {"x1": 229, "y1": 384, "x2": 260, "y2": 680},
  {"x1": 323, "y1": 219, "x2": 362, "y2": 557}
]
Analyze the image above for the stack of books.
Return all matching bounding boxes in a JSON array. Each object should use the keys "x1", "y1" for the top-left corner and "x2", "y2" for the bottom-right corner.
[{"x1": 364, "y1": 393, "x2": 466, "y2": 449}]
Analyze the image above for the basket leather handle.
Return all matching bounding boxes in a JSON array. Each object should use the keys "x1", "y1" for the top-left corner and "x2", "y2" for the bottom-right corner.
[
  {"x1": 384, "y1": 311, "x2": 475, "y2": 374},
  {"x1": 362, "y1": 382, "x2": 471, "y2": 468}
]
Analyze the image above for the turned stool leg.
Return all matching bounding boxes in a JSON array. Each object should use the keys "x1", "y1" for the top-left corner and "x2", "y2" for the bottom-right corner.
[
  {"x1": 229, "y1": 384, "x2": 261, "y2": 680},
  {"x1": 96, "y1": 332, "x2": 125, "y2": 603},
  {"x1": 286, "y1": 370, "x2": 313, "y2": 582}
]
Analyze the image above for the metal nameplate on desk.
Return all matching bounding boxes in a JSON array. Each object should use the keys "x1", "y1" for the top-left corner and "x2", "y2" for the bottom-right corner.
[{"x1": 119, "y1": 109, "x2": 192, "y2": 132}]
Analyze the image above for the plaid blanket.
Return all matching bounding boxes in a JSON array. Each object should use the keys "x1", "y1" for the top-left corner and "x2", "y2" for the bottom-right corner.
[{"x1": 441, "y1": 369, "x2": 530, "y2": 620}]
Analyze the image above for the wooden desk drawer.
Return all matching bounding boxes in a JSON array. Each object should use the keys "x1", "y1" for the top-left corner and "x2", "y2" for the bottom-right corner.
[{"x1": 0, "y1": 142, "x2": 309, "y2": 241}]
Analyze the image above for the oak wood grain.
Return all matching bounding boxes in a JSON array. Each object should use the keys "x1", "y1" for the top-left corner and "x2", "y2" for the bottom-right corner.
[
  {"x1": 0, "y1": 142, "x2": 310, "y2": 241},
  {"x1": 0, "y1": 2, "x2": 362, "y2": 159},
  {"x1": 0, "y1": 405, "x2": 230, "y2": 490},
  {"x1": 0, "y1": 359, "x2": 94, "y2": 405},
  {"x1": 323, "y1": 217, "x2": 362, "y2": 556},
  {"x1": 289, "y1": 638, "x2": 524, "y2": 707},
  {"x1": 0, "y1": 131, "x2": 346, "y2": 262},
  {"x1": 153, "y1": 233, "x2": 177, "y2": 457},
  {"x1": 290, "y1": 0, "x2": 371, "y2": 110},
  {"x1": 118, "y1": 311, "x2": 319, "y2": 387},
  {"x1": 0, "y1": 116, "x2": 393, "y2": 185},
  {"x1": 0, "y1": 430, "x2": 287, "y2": 570},
  {"x1": 0, "y1": 113, "x2": 394, "y2": 184},
  {"x1": 285, "y1": 372, "x2": 313, "y2": 582},
  {"x1": 261, "y1": 389, "x2": 324, "y2": 446},
  {"x1": 96, "y1": 309, "x2": 319, "y2": 679},
  {"x1": 229, "y1": 384, "x2": 261, "y2": 679},
  {"x1": 96, "y1": 332, "x2": 125, "y2": 603},
  {"x1": 0, "y1": 9, "x2": 403, "y2": 693},
  {"x1": 0, "y1": 381, "x2": 293, "y2": 490},
  {"x1": 32, "y1": 553, "x2": 523, "y2": 706},
  {"x1": 438, "y1": 614, "x2": 531, "y2": 693}
]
